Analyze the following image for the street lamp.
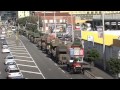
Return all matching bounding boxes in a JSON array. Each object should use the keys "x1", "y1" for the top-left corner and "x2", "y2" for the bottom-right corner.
[
  {"x1": 102, "y1": 11, "x2": 106, "y2": 70},
  {"x1": 71, "y1": 14, "x2": 74, "y2": 42}
]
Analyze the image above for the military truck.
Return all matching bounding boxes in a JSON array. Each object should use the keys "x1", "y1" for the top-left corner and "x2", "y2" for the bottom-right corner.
[
  {"x1": 38, "y1": 34, "x2": 48, "y2": 50},
  {"x1": 55, "y1": 43, "x2": 70, "y2": 65},
  {"x1": 45, "y1": 34, "x2": 55, "y2": 54},
  {"x1": 66, "y1": 38, "x2": 86, "y2": 74},
  {"x1": 32, "y1": 33, "x2": 40, "y2": 44}
]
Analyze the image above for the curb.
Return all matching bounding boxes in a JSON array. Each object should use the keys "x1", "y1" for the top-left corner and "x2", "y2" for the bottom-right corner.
[{"x1": 85, "y1": 70, "x2": 104, "y2": 79}]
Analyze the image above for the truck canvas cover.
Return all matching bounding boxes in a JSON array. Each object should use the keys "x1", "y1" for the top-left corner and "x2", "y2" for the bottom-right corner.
[{"x1": 57, "y1": 44, "x2": 67, "y2": 52}]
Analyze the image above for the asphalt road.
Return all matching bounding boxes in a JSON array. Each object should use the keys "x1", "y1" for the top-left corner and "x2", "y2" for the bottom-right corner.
[
  {"x1": 20, "y1": 35, "x2": 89, "y2": 79},
  {"x1": 0, "y1": 33, "x2": 89, "y2": 79},
  {"x1": 0, "y1": 39, "x2": 8, "y2": 79}
]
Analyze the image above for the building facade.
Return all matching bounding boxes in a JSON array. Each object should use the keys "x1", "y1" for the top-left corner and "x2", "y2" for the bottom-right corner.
[
  {"x1": 35, "y1": 12, "x2": 75, "y2": 32},
  {"x1": 18, "y1": 11, "x2": 30, "y2": 18},
  {"x1": 61, "y1": 11, "x2": 120, "y2": 23}
]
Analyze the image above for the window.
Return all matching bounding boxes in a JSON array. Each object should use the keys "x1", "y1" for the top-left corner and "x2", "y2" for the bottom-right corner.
[
  {"x1": 44, "y1": 20, "x2": 48, "y2": 23},
  {"x1": 53, "y1": 20, "x2": 57, "y2": 23},
  {"x1": 60, "y1": 19, "x2": 62, "y2": 23},
  {"x1": 49, "y1": 20, "x2": 53, "y2": 23},
  {"x1": 63, "y1": 19, "x2": 66, "y2": 23}
]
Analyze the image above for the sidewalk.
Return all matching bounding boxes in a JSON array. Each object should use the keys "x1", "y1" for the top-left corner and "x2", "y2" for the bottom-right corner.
[{"x1": 86, "y1": 66, "x2": 114, "y2": 79}]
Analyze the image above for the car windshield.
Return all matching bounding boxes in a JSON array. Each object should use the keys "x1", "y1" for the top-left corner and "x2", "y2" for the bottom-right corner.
[
  {"x1": 7, "y1": 57, "x2": 14, "y2": 59},
  {"x1": 7, "y1": 62, "x2": 16, "y2": 65},
  {"x1": 9, "y1": 70, "x2": 20, "y2": 73}
]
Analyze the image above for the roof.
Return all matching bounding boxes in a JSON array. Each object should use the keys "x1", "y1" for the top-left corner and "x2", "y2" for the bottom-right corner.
[{"x1": 35, "y1": 12, "x2": 71, "y2": 16}]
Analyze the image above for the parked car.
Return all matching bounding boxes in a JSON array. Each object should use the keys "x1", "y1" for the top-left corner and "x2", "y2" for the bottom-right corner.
[
  {"x1": 6, "y1": 66, "x2": 23, "y2": 79},
  {"x1": 5, "y1": 65, "x2": 18, "y2": 72},
  {"x1": 2, "y1": 47, "x2": 10, "y2": 53},
  {"x1": 4, "y1": 55, "x2": 15, "y2": 65},
  {"x1": 8, "y1": 76, "x2": 25, "y2": 79}
]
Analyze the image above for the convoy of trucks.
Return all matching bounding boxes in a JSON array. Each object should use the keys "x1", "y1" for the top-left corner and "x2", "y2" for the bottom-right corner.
[{"x1": 20, "y1": 30, "x2": 89, "y2": 74}]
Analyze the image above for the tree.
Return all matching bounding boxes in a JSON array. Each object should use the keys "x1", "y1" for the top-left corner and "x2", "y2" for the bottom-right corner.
[
  {"x1": 17, "y1": 16, "x2": 43, "y2": 32},
  {"x1": 86, "y1": 49, "x2": 100, "y2": 66},
  {"x1": 107, "y1": 58, "x2": 120, "y2": 78}
]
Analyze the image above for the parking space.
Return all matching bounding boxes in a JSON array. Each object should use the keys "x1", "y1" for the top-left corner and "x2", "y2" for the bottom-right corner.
[
  {"x1": 21, "y1": 72, "x2": 44, "y2": 79},
  {"x1": 5, "y1": 35, "x2": 45, "y2": 79}
]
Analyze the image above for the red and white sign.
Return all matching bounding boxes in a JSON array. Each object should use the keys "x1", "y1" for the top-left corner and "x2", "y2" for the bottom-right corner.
[
  {"x1": 75, "y1": 25, "x2": 80, "y2": 30},
  {"x1": 97, "y1": 26, "x2": 103, "y2": 38},
  {"x1": 79, "y1": 49, "x2": 84, "y2": 57}
]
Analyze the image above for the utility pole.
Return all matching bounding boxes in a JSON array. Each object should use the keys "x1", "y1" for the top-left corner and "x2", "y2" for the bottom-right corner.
[
  {"x1": 71, "y1": 14, "x2": 74, "y2": 42},
  {"x1": 37, "y1": 13, "x2": 40, "y2": 31},
  {"x1": 102, "y1": 11, "x2": 106, "y2": 70},
  {"x1": 44, "y1": 11, "x2": 46, "y2": 33},
  {"x1": 54, "y1": 11, "x2": 56, "y2": 37}
]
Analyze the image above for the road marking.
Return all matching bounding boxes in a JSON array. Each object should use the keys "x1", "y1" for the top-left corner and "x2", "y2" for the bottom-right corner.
[
  {"x1": 54, "y1": 63, "x2": 57, "y2": 66},
  {"x1": 12, "y1": 55, "x2": 31, "y2": 58},
  {"x1": 19, "y1": 37, "x2": 46, "y2": 79},
  {"x1": 49, "y1": 58, "x2": 52, "y2": 60},
  {"x1": 8, "y1": 45, "x2": 24, "y2": 48},
  {"x1": 10, "y1": 48, "x2": 26, "y2": 50},
  {"x1": 20, "y1": 70, "x2": 42, "y2": 75},
  {"x1": 61, "y1": 70, "x2": 65, "y2": 73},
  {"x1": 8, "y1": 44, "x2": 23, "y2": 47},
  {"x1": 15, "y1": 59, "x2": 34, "y2": 62},
  {"x1": 11, "y1": 52, "x2": 29, "y2": 55},
  {"x1": 9, "y1": 47, "x2": 25, "y2": 49},
  {"x1": 10, "y1": 50, "x2": 27, "y2": 52},
  {"x1": 58, "y1": 68, "x2": 61, "y2": 70},
  {"x1": 11, "y1": 51, "x2": 27, "y2": 53},
  {"x1": 17, "y1": 64, "x2": 37, "y2": 68}
]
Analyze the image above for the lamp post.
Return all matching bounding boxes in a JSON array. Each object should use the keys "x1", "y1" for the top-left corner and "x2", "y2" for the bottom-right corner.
[
  {"x1": 71, "y1": 14, "x2": 74, "y2": 42},
  {"x1": 102, "y1": 11, "x2": 106, "y2": 70}
]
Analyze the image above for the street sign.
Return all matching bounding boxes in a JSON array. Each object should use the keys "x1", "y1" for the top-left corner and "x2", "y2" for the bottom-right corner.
[
  {"x1": 97, "y1": 26, "x2": 103, "y2": 38},
  {"x1": 79, "y1": 49, "x2": 84, "y2": 57}
]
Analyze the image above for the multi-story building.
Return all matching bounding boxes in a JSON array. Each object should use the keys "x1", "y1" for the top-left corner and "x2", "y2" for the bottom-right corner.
[
  {"x1": 61, "y1": 11, "x2": 120, "y2": 24},
  {"x1": 35, "y1": 12, "x2": 75, "y2": 33},
  {"x1": 0, "y1": 11, "x2": 17, "y2": 21},
  {"x1": 18, "y1": 11, "x2": 30, "y2": 18}
]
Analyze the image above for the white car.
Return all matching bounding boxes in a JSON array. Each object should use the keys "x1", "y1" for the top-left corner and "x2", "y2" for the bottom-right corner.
[
  {"x1": 2, "y1": 31, "x2": 6, "y2": 34},
  {"x1": 6, "y1": 65, "x2": 23, "y2": 79},
  {"x1": 5, "y1": 65, "x2": 18, "y2": 72},
  {"x1": 0, "y1": 34, "x2": 6, "y2": 39},
  {"x1": 12, "y1": 26, "x2": 16, "y2": 31},
  {"x1": 2, "y1": 44, "x2": 8, "y2": 48},
  {"x1": 2, "y1": 47, "x2": 10, "y2": 53},
  {"x1": 5, "y1": 60, "x2": 16, "y2": 65},
  {"x1": 5, "y1": 55, "x2": 15, "y2": 65}
]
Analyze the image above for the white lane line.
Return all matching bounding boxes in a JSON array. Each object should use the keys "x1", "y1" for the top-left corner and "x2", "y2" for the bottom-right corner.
[
  {"x1": 9, "y1": 47, "x2": 25, "y2": 49},
  {"x1": 11, "y1": 52, "x2": 29, "y2": 55},
  {"x1": 11, "y1": 51, "x2": 27, "y2": 53},
  {"x1": 20, "y1": 70, "x2": 42, "y2": 75},
  {"x1": 17, "y1": 64, "x2": 37, "y2": 68},
  {"x1": 61, "y1": 70, "x2": 65, "y2": 73},
  {"x1": 54, "y1": 63, "x2": 57, "y2": 66},
  {"x1": 12, "y1": 55, "x2": 31, "y2": 58},
  {"x1": 10, "y1": 48, "x2": 26, "y2": 50},
  {"x1": 15, "y1": 59, "x2": 34, "y2": 62},
  {"x1": 8, "y1": 45, "x2": 23, "y2": 47},
  {"x1": 10, "y1": 50, "x2": 27, "y2": 52},
  {"x1": 19, "y1": 37, "x2": 46, "y2": 79},
  {"x1": 49, "y1": 58, "x2": 52, "y2": 60},
  {"x1": 8, "y1": 45, "x2": 24, "y2": 48}
]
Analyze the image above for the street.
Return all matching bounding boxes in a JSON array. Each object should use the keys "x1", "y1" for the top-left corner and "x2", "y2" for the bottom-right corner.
[{"x1": 0, "y1": 34, "x2": 89, "y2": 79}]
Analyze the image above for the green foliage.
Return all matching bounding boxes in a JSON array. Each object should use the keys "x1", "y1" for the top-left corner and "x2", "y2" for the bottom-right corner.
[
  {"x1": 17, "y1": 16, "x2": 43, "y2": 32},
  {"x1": 86, "y1": 49, "x2": 100, "y2": 63},
  {"x1": 107, "y1": 58, "x2": 120, "y2": 75}
]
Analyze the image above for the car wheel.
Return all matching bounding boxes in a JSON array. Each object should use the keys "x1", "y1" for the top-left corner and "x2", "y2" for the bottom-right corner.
[{"x1": 5, "y1": 69, "x2": 8, "y2": 72}]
